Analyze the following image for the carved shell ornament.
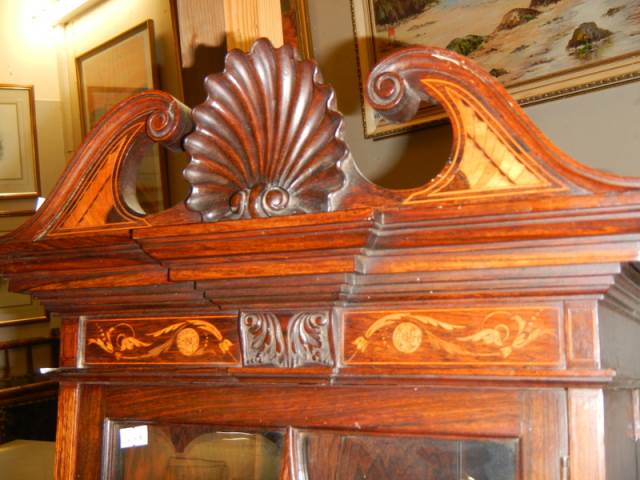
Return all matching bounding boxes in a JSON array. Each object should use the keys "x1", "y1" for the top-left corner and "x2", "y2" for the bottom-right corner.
[{"x1": 183, "y1": 39, "x2": 349, "y2": 221}]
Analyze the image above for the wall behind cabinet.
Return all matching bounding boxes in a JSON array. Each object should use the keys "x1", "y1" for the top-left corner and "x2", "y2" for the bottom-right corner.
[{"x1": 0, "y1": 0, "x2": 66, "y2": 322}]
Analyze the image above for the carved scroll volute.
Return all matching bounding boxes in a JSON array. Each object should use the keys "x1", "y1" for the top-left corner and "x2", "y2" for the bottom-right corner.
[
  {"x1": 366, "y1": 47, "x2": 640, "y2": 200},
  {"x1": 4, "y1": 91, "x2": 193, "y2": 241},
  {"x1": 183, "y1": 39, "x2": 350, "y2": 222}
]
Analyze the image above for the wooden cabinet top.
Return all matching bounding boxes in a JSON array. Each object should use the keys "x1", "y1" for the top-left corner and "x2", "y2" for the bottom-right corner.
[{"x1": 0, "y1": 39, "x2": 638, "y2": 386}]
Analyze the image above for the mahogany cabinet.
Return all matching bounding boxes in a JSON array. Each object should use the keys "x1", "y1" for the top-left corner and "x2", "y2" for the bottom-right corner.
[{"x1": 1, "y1": 39, "x2": 639, "y2": 479}]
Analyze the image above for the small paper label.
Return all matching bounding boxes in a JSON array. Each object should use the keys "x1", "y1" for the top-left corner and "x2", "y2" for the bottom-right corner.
[{"x1": 119, "y1": 425, "x2": 148, "y2": 449}]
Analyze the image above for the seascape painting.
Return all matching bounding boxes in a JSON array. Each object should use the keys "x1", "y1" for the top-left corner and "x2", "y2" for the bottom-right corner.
[{"x1": 353, "y1": 0, "x2": 640, "y2": 135}]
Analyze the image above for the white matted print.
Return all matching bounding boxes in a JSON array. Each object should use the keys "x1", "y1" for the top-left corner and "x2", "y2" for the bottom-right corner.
[{"x1": 0, "y1": 85, "x2": 40, "y2": 198}]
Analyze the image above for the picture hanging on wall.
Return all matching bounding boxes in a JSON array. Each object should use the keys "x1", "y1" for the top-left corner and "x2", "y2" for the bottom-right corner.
[
  {"x1": 352, "y1": 0, "x2": 640, "y2": 137},
  {"x1": 0, "y1": 85, "x2": 40, "y2": 199},
  {"x1": 76, "y1": 19, "x2": 168, "y2": 213}
]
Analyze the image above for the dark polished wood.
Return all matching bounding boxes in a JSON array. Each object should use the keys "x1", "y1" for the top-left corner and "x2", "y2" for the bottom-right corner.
[
  {"x1": 0, "y1": 39, "x2": 639, "y2": 478},
  {"x1": 183, "y1": 40, "x2": 350, "y2": 222}
]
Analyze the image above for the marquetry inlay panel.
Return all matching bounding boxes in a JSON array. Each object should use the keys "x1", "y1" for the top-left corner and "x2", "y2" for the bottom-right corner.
[
  {"x1": 83, "y1": 315, "x2": 239, "y2": 365},
  {"x1": 343, "y1": 307, "x2": 561, "y2": 366}
]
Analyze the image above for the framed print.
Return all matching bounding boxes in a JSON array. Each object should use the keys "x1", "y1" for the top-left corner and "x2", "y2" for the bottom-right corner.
[
  {"x1": 0, "y1": 85, "x2": 40, "y2": 199},
  {"x1": 281, "y1": 0, "x2": 314, "y2": 59},
  {"x1": 76, "y1": 20, "x2": 168, "y2": 213},
  {"x1": 352, "y1": 0, "x2": 640, "y2": 137}
]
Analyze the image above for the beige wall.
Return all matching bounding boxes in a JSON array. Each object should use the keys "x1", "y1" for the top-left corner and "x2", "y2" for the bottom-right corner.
[
  {"x1": 527, "y1": 81, "x2": 640, "y2": 177},
  {"x1": 0, "y1": 0, "x2": 67, "y2": 212},
  {"x1": 308, "y1": 0, "x2": 640, "y2": 188},
  {"x1": 2, "y1": 1, "x2": 637, "y2": 209},
  {"x1": 0, "y1": 0, "x2": 61, "y2": 100},
  {"x1": 0, "y1": 0, "x2": 66, "y2": 322}
]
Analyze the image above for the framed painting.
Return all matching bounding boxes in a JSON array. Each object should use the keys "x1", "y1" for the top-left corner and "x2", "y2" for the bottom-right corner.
[
  {"x1": 0, "y1": 85, "x2": 40, "y2": 199},
  {"x1": 352, "y1": 0, "x2": 640, "y2": 137},
  {"x1": 76, "y1": 20, "x2": 168, "y2": 213},
  {"x1": 281, "y1": 0, "x2": 314, "y2": 59}
]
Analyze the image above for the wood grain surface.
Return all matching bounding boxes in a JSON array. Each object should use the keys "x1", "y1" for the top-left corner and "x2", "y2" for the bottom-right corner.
[{"x1": 0, "y1": 40, "x2": 638, "y2": 479}]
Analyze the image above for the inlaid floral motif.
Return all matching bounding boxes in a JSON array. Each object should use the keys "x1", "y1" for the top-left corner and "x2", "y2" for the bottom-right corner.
[
  {"x1": 351, "y1": 310, "x2": 553, "y2": 360},
  {"x1": 87, "y1": 319, "x2": 235, "y2": 361}
]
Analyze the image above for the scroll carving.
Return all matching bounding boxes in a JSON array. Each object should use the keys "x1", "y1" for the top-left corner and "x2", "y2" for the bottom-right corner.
[
  {"x1": 367, "y1": 52, "x2": 559, "y2": 201},
  {"x1": 240, "y1": 311, "x2": 333, "y2": 368},
  {"x1": 366, "y1": 46, "x2": 640, "y2": 201},
  {"x1": 5, "y1": 91, "x2": 193, "y2": 241},
  {"x1": 183, "y1": 39, "x2": 349, "y2": 222}
]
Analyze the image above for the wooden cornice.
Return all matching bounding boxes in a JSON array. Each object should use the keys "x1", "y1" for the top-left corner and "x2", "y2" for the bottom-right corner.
[{"x1": 0, "y1": 39, "x2": 640, "y2": 316}]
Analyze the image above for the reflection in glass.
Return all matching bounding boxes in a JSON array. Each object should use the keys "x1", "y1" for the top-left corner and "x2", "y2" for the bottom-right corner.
[
  {"x1": 299, "y1": 431, "x2": 517, "y2": 480},
  {"x1": 109, "y1": 423, "x2": 283, "y2": 480}
]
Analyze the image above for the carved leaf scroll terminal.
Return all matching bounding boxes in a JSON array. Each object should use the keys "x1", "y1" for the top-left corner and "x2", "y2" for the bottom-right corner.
[
  {"x1": 367, "y1": 56, "x2": 558, "y2": 202},
  {"x1": 363, "y1": 45, "x2": 640, "y2": 204},
  {"x1": 183, "y1": 39, "x2": 349, "y2": 222},
  {"x1": 7, "y1": 91, "x2": 193, "y2": 241}
]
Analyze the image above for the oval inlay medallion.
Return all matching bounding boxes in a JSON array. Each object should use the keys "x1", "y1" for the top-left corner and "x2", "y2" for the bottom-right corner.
[
  {"x1": 392, "y1": 322, "x2": 423, "y2": 353},
  {"x1": 176, "y1": 327, "x2": 200, "y2": 356}
]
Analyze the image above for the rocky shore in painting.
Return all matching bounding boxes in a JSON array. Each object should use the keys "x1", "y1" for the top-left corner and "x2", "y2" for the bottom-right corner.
[
  {"x1": 372, "y1": 0, "x2": 640, "y2": 85},
  {"x1": 374, "y1": 0, "x2": 440, "y2": 27}
]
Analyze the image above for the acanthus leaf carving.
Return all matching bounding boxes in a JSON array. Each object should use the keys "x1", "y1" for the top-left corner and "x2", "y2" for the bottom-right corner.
[
  {"x1": 287, "y1": 312, "x2": 333, "y2": 368},
  {"x1": 240, "y1": 311, "x2": 333, "y2": 368},
  {"x1": 240, "y1": 312, "x2": 287, "y2": 367},
  {"x1": 183, "y1": 39, "x2": 349, "y2": 222}
]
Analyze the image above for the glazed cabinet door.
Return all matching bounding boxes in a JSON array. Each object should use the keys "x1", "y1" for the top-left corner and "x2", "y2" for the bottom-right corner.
[
  {"x1": 105, "y1": 424, "x2": 519, "y2": 479},
  {"x1": 296, "y1": 430, "x2": 519, "y2": 479},
  {"x1": 57, "y1": 382, "x2": 568, "y2": 479}
]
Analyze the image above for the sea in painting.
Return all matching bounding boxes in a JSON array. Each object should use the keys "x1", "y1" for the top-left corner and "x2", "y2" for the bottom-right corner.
[{"x1": 372, "y1": 0, "x2": 640, "y2": 85}]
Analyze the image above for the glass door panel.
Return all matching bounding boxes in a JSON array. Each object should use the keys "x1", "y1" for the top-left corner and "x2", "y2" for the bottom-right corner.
[
  {"x1": 297, "y1": 430, "x2": 518, "y2": 480},
  {"x1": 107, "y1": 423, "x2": 517, "y2": 479},
  {"x1": 107, "y1": 422, "x2": 284, "y2": 480}
]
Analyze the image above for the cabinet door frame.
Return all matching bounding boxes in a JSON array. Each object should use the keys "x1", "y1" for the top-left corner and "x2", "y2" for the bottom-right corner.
[{"x1": 56, "y1": 381, "x2": 568, "y2": 479}]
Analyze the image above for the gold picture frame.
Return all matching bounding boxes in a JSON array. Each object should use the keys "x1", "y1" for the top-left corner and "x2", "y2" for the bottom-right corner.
[
  {"x1": 351, "y1": 0, "x2": 640, "y2": 137},
  {"x1": 0, "y1": 85, "x2": 41, "y2": 199},
  {"x1": 281, "y1": 0, "x2": 314, "y2": 59},
  {"x1": 75, "y1": 20, "x2": 168, "y2": 213}
]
